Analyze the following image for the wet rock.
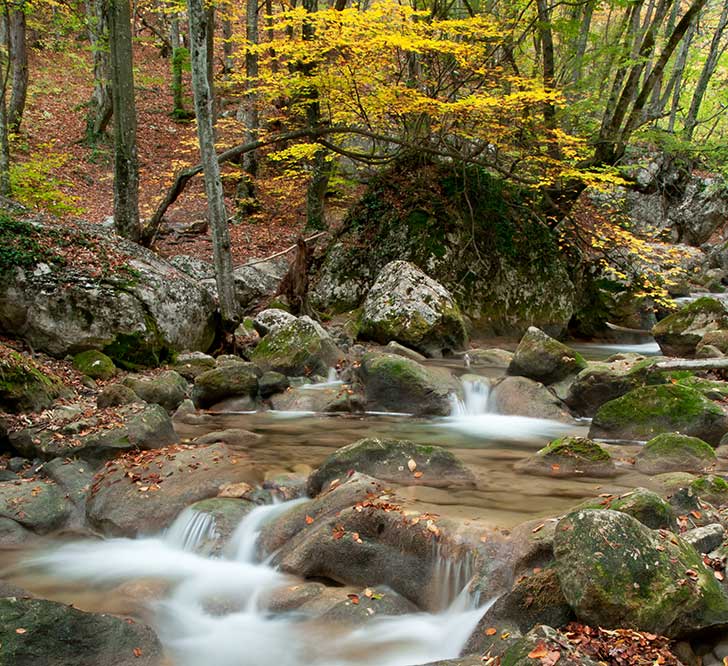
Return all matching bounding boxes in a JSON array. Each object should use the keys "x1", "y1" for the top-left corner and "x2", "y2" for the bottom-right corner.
[
  {"x1": 493, "y1": 376, "x2": 574, "y2": 423},
  {"x1": 578, "y1": 488, "x2": 678, "y2": 531},
  {"x1": 192, "y1": 364, "x2": 259, "y2": 409},
  {"x1": 262, "y1": 473, "x2": 308, "y2": 501},
  {"x1": 96, "y1": 382, "x2": 139, "y2": 409},
  {"x1": 258, "y1": 371, "x2": 290, "y2": 397},
  {"x1": 0, "y1": 596, "x2": 162, "y2": 666},
  {"x1": 171, "y1": 351, "x2": 216, "y2": 381},
  {"x1": 86, "y1": 443, "x2": 258, "y2": 536},
  {"x1": 194, "y1": 428, "x2": 262, "y2": 447},
  {"x1": 270, "y1": 384, "x2": 364, "y2": 414},
  {"x1": 358, "y1": 260, "x2": 467, "y2": 357},
  {"x1": 318, "y1": 584, "x2": 419, "y2": 622},
  {"x1": 515, "y1": 437, "x2": 616, "y2": 478},
  {"x1": 0, "y1": 347, "x2": 66, "y2": 413},
  {"x1": 172, "y1": 398, "x2": 198, "y2": 423},
  {"x1": 123, "y1": 370, "x2": 188, "y2": 412},
  {"x1": 466, "y1": 348, "x2": 514, "y2": 369},
  {"x1": 72, "y1": 350, "x2": 116, "y2": 380},
  {"x1": 689, "y1": 475, "x2": 728, "y2": 506},
  {"x1": 0, "y1": 516, "x2": 34, "y2": 545},
  {"x1": 307, "y1": 438, "x2": 476, "y2": 496},
  {"x1": 668, "y1": 487, "x2": 724, "y2": 528},
  {"x1": 636, "y1": 433, "x2": 717, "y2": 474},
  {"x1": 251, "y1": 316, "x2": 342, "y2": 377},
  {"x1": 589, "y1": 384, "x2": 728, "y2": 444},
  {"x1": 43, "y1": 457, "x2": 93, "y2": 511},
  {"x1": 0, "y1": 479, "x2": 71, "y2": 534},
  {"x1": 359, "y1": 351, "x2": 459, "y2": 416},
  {"x1": 554, "y1": 509, "x2": 728, "y2": 637},
  {"x1": 9, "y1": 403, "x2": 178, "y2": 467},
  {"x1": 384, "y1": 341, "x2": 427, "y2": 362},
  {"x1": 499, "y1": 625, "x2": 601, "y2": 666},
  {"x1": 253, "y1": 308, "x2": 297, "y2": 337},
  {"x1": 683, "y1": 524, "x2": 725, "y2": 554},
  {"x1": 185, "y1": 497, "x2": 256, "y2": 554},
  {"x1": 507, "y1": 327, "x2": 586, "y2": 385},
  {"x1": 653, "y1": 297, "x2": 728, "y2": 357}
]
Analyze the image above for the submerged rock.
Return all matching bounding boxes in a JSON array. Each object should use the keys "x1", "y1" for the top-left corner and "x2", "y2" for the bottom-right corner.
[
  {"x1": 653, "y1": 297, "x2": 728, "y2": 357},
  {"x1": 553, "y1": 509, "x2": 728, "y2": 637},
  {"x1": 0, "y1": 596, "x2": 162, "y2": 666},
  {"x1": 251, "y1": 316, "x2": 342, "y2": 377},
  {"x1": 359, "y1": 351, "x2": 459, "y2": 416},
  {"x1": 635, "y1": 433, "x2": 717, "y2": 474},
  {"x1": 357, "y1": 260, "x2": 467, "y2": 357},
  {"x1": 589, "y1": 384, "x2": 728, "y2": 444},
  {"x1": 507, "y1": 327, "x2": 586, "y2": 385},
  {"x1": 307, "y1": 438, "x2": 476, "y2": 495},
  {"x1": 515, "y1": 436, "x2": 616, "y2": 478}
]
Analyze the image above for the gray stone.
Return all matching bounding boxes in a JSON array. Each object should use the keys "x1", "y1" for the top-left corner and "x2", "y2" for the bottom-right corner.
[
  {"x1": 192, "y1": 364, "x2": 259, "y2": 408},
  {"x1": 123, "y1": 370, "x2": 188, "y2": 412},
  {"x1": 508, "y1": 327, "x2": 587, "y2": 385},
  {"x1": 683, "y1": 523, "x2": 726, "y2": 554},
  {"x1": 493, "y1": 376, "x2": 574, "y2": 423},
  {"x1": 253, "y1": 308, "x2": 297, "y2": 337}
]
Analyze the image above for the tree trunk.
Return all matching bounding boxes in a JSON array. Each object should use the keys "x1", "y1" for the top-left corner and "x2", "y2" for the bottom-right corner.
[
  {"x1": 205, "y1": 4, "x2": 216, "y2": 121},
  {"x1": 683, "y1": 0, "x2": 728, "y2": 140},
  {"x1": 108, "y1": 0, "x2": 141, "y2": 241},
  {"x1": 188, "y1": 0, "x2": 238, "y2": 326},
  {"x1": 572, "y1": 0, "x2": 594, "y2": 85},
  {"x1": 0, "y1": 32, "x2": 10, "y2": 197},
  {"x1": 222, "y1": 13, "x2": 233, "y2": 75},
  {"x1": 8, "y1": 6, "x2": 27, "y2": 132},
  {"x1": 86, "y1": 0, "x2": 113, "y2": 140}
]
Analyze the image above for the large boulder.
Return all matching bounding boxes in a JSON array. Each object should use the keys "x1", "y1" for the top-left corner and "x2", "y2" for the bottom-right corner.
[
  {"x1": 507, "y1": 327, "x2": 586, "y2": 385},
  {"x1": 577, "y1": 488, "x2": 678, "y2": 531},
  {"x1": 493, "y1": 376, "x2": 574, "y2": 423},
  {"x1": 359, "y1": 351, "x2": 459, "y2": 416},
  {"x1": 307, "y1": 438, "x2": 476, "y2": 495},
  {"x1": 251, "y1": 316, "x2": 342, "y2": 377},
  {"x1": 515, "y1": 436, "x2": 616, "y2": 478},
  {"x1": 635, "y1": 433, "x2": 717, "y2": 474},
  {"x1": 0, "y1": 220, "x2": 216, "y2": 366},
  {"x1": 589, "y1": 384, "x2": 728, "y2": 444},
  {"x1": 9, "y1": 403, "x2": 178, "y2": 467},
  {"x1": 357, "y1": 260, "x2": 467, "y2": 357},
  {"x1": 86, "y1": 443, "x2": 259, "y2": 536},
  {"x1": 0, "y1": 479, "x2": 72, "y2": 535},
  {"x1": 191, "y1": 364, "x2": 259, "y2": 408},
  {"x1": 0, "y1": 597, "x2": 162, "y2": 666},
  {"x1": 253, "y1": 308, "x2": 297, "y2": 337},
  {"x1": 553, "y1": 509, "x2": 728, "y2": 637},
  {"x1": 653, "y1": 297, "x2": 728, "y2": 357},
  {"x1": 123, "y1": 370, "x2": 188, "y2": 412},
  {"x1": 311, "y1": 162, "x2": 576, "y2": 337},
  {"x1": 171, "y1": 351, "x2": 216, "y2": 381},
  {"x1": 0, "y1": 346, "x2": 66, "y2": 413}
]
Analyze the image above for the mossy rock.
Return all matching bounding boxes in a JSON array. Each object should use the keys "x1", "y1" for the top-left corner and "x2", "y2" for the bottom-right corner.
[
  {"x1": 697, "y1": 330, "x2": 728, "y2": 355},
  {"x1": 191, "y1": 364, "x2": 259, "y2": 409},
  {"x1": 589, "y1": 384, "x2": 728, "y2": 444},
  {"x1": 0, "y1": 479, "x2": 72, "y2": 534},
  {"x1": 507, "y1": 327, "x2": 586, "y2": 385},
  {"x1": 653, "y1": 297, "x2": 728, "y2": 357},
  {"x1": 251, "y1": 316, "x2": 342, "y2": 377},
  {"x1": 96, "y1": 382, "x2": 139, "y2": 409},
  {"x1": 183, "y1": 497, "x2": 256, "y2": 554},
  {"x1": 0, "y1": 347, "x2": 66, "y2": 413},
  {"x1": 689, "y1": 475, "x2": 728, "y2": 506},
  {"x1": 578, "y1": 488, "x2": 677, "y2": 531},
  {"x1": 171, "y1": 351, "x2": 215, "y2": 380},
  {"x1": 307, "y1": 437, "x2": 476, "y2": 495},
  {"x1": 654, "y1": 471, "x2": 698, "y2": 493},
  {"x1": 515, "y1": 436, "x2": 616, "y2": 478},
  {"x1": 258, "y1": 371, "x2": 290, "y2": 398},
  {"x1": 72, "y1": 350, "x2": 116, "y2": 380},
  {"x1": 500, "y1": 625, "x2": 601, "y2": 666},
  {"x1": 123, "y1": 370, "x2": 188, "y2": 412},
  {"x1": 359, "y1": 351, "x2": 459, "y2": 416},
  {"x1": 636, "y1": 433, "x2": 717, "y2": 474},
  {"x1": 554, "y1": 509, "x2": 728, "y2": 637}
]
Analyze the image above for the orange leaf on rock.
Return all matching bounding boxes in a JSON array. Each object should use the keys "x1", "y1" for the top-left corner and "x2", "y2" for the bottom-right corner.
[
  {"x1": 527, "y1": 642, "x2": 548, "y2": 659},
  {"x1": 347, "y1": 594, "x2": 360, "y2": 605},
  {"x1": 485, "y1": 627, "x2": 497, "y2": 636},
  {"x1": 305, "y1": 515, "x2": 314, "y2": 524},
  {"x1": 133, "y1": 647, "x2": 143, "y2": 657}
]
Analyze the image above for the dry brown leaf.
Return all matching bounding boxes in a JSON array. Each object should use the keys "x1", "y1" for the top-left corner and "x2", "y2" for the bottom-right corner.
[
  {"x1": 407, "y1": 459, "x2": 417, "y2": 472},
  {"x1": 527, "y1": 643, "x2": 548, "y2": 659}
]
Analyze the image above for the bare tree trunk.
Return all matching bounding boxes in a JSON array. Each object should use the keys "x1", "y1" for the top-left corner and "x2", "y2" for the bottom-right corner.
[
  {"x1": 222, "y1": 9, "x2": 233, "y2": 76},
  {"x1": 0, "y1": 10, "x2": 11, "y2": 197},
  {"x1": 7, "y1": 5, "x2": 27, "y2": 132},
  {"x1": 86, "y1": 0, "x2": 113, "y2": 140},
  {"x1": 536, "y1": 0, "x2": 558, "y2": 160},
  {"x1": 108, "y1": 0, "x2": 141, "y2": 241},
  {"x1": 683, "y1": 0, "x2": 728, "y2": 140},
  {"x1": 188, "y1": 0, "x2": 238, "y2": 326},
  {"x1": 572, "y1": 0, "x2": 594, "y2": 85},
  {"x1": 205, "y1": 4, "x2": 216, "y2": 120},
  {"x1": 666, "y1": 18, "x2": 697, "y2": 132}
]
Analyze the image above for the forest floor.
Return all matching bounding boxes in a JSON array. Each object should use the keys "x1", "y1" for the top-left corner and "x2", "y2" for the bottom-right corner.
[{"x1": 14, "y1": 37, "x2": 356, "y2": 266}]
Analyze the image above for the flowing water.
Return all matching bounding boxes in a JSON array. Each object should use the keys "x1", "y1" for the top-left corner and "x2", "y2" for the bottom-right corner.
[{"x1": 1, "y1": 341, "x2": 695, "y2": 665}]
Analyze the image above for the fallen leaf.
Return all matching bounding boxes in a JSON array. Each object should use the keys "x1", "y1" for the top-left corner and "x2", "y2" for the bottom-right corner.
[
  {"x1": 413, "y1": 471, "x2": 423, "y2": 478},
  {"x1": 527, "y1": 642, "x2": 548, "y2": 659},
  {"x1": 305, "y1": 515, "x2": 314, "y2": 524},
  {"x1": 531, "y1": 523, "x2": 545, "y2": 534},
  {"x1": 485, "y1": 627, "x2": 497, "y2": 636},
  {"x1": 407, "y1": 459, "x2": 417, "y2": 472},
  {"x1": 690, "y1": 510, "x2": 702, "y2": 520},
  {"x1": 347, "y1": 594, "x2": 360, "y2": 605},
  {"x1": 133, "y1": 647, "x2": 143, "y2": 657},
  {"x1": 716, "y1": 570, "x2": 725, "y2": 581},
  {"x1": 15, "y1": 628, "x2": 27, "y2": 634},
  {"x1": 550, "y1": 464, "x2": 560, "y2": 472}
]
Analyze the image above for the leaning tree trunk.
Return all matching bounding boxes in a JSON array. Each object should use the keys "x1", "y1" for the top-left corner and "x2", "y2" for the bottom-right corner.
[
  {"x1": 8, "y1": 5, "x2": 27, "y2": 132},
  {"x1": 188, "y1": 0, "x2": 238, "y2": 327},
  {"x1": 108, "y1": 0, "x2": 141, "y2": 241}
]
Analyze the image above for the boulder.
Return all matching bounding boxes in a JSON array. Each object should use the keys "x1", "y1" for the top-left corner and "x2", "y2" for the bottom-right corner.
[
  {"x1": 171, "y1": 351, "x2": 216, "y2": 381},
  {"x1": 194, "y1": 428, "x2": 262, "y2": 447},
  {"x1": 43, "y1": 457, "x2": 93, "y2": 511},
  {"x1": 317, "y1": 584, "x2": 419, "y2": 623},
  {"x1": 86, "y1": 443, "x2": 259, "y2": 536},
  {"x1": 253, "y1": 308, "x2": 296, "y2": 337},
  {"x1": 9, "y1": 403, "x2": 178, "y2": 467},
  {"x1": 359, "y1": 351, "x2": 459, "y2": 416},
  {"x1": 191, "y1": 364, "x2": 259, "y2": 409},
  {"x1": 689, "y1": 475, "x2": 728, "y2": 506},
  {"x1": 636, "y1": 433, "x2": 717, "y2": 474},
  {"x1": 72, "y1": 350, "x2": 116, "y2": 380},
  {"x1": 270, "y1": 384, "x2": 364, "y2": 414},
  {"x1": 0, "y1": 221, "x2": 216, "y2": 366},
  {"x1": 0, "y1": 596, "x2": 162, "y2": 666},
  {"x1": 0, "y1": 346, "x2": 65, "y2": 413},
  {"x1": 251, "y1": 316, "x2": 342, "y2": 377},
  {"x1": 683, "y1": 524, "x2": 726, "y2": 554},
  {"x1": 697, "y1": 330, "x2": 728, "y2": 356},
  {"x1": 357, "y1": 260, "x2": 468, "y2": 356},
  {"x1": 258, "y1": 371, "x2": 290, "y2": 397},
  {"x1": 384, "y1": 341, "x2": 427, "y2": 362},
  {"x1": 123, "y1": 370, "x2": 188, "y2": 412},
  {"x1": 498, "y1": 625, "x2": 602, "y2": 666},
  {"x1": 493, "y1": 376, "x2": 574, "y2": 423},
  {"x1": 578, "y1": 488, "x2": 678, "y2": 531},
  {"x1": 96, "y1": 382, "x2": 139, "y2": 409},
  {"x1": 553, "y1": 509, "x2": 728, "y2": 637},
  {"x1": 589, "y1": 384, "x2": 728, "y2": 444},
  {"x1": 653, "y1": 297, "x2": 728, "y2": 357},
  {"x1": 466, "y1": 348, "x2": 513, "y2": 369},
  {"x1": 0, "y1": 479, "x2": 72, "y2": 534},
  {"x1": 307, "y1": 438, "x2": 476, "y2": 495},
  {"x1": 507, "y1": 327, "x2": 586, "y2": 385},
  {"x1": 515, "y1": 437, "x2": 616, "y2": 478}
]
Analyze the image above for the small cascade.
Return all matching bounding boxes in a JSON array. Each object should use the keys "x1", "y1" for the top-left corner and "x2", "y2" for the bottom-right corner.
[
  {"x1": 429, "y1": 542, "x2": 475, "y2": 612},
  {"x1": 449, "y1": 378, "x2": 492, "y2": 416},
  {"x1": 164, "y1": 507, "x2": 217, "y2": 554},
  {"x1": 300, "y1": 367, "x2": 344, "y2": 391}
]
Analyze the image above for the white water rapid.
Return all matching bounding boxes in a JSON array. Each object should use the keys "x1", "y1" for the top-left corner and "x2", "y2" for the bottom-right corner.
[
  {"x1": 300, "y1": 367, "x2": 344, "y2": 390},
  {"x1": 27, "y1": 499, "x2": 490, "y2": 666},
  {"x1": 440, "y1": 378, "x2": 573, "y2": 441}
]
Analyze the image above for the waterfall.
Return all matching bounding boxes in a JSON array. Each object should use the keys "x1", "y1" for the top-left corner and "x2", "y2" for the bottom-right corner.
[
  {"x1": 449, "y1": 378, "x2": 492, "y2": 416},
  {"x1": 164, "y1": 507, "x2": 217, "y2": 554},
  {"x1": 300, "y1": 367, "x2": 344, "y2": 391},
  {"x1": 429, "y1": 542, "x2": 475, "y2": 612}
]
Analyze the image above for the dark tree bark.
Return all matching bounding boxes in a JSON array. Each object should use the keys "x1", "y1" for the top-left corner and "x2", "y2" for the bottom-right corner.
[
  {"x1": 188, "y1": 0, "x2": 238, "y2": 326},
  {"x1": 85, "y1": 0, "x2": 113, "y2": 140},
  {"x1": 0, "y1": 8, "x2": 10, "y2": 197},
  {"x1": 276, "y1": 236, "x2": 311, "y2": 315},
  {"x1": 108, "y1": 0, "x2": 141, "y2": 241},
  {"x1": 7, "y1": 5, "x2": 27, "y2": 132}
]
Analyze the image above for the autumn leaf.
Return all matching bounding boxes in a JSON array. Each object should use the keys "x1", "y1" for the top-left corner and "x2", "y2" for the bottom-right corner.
[
  {"x1": 347, "y1": 593, "x2": 360, "y2": 605},
  {"x1": 407, "y1": 459, "x2": 417, "y2": 472},
  {"x1": 485, "y1": 627, "x2": 497, "y2": 636},
  {"x1": 305, "y1": 515, "x2": 314, "y2": 524},
  {"x1": 527, "y1": 642, "x2": 548, "y2": 659},
  {"x1": 413, "y1": 471, "x2": 423, "y2": 478},
  {"x1": 133, "y1": 647, "x2": 143, "y2": 657},
  {"x1": 15, "y1": 627, "x2": 27, "y2": 634}
]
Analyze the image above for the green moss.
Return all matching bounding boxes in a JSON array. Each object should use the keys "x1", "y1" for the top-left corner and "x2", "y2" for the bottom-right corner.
[
  {"x1": 0, "y1": 213, "x2": 63, "y2": 276},
  {"x1": 689, "y1": 475, "x2": 728, "y2": 505},
  {"x1": 0, "y1": 348, "x2": 65, "y2": 412},
  {"x1": 643, "y1": 433, "x2": 716, "y2": 460},
  {"x1": 539, "y1": 436, "x2": 610, "y2": 462},
  {"x1": 653, "y1": 297, "x2": 728, "y2": 335},
  {"x1": 72, "y1": 349, "x2": 116, "y2": 380},
  {"x1": 103, "y1": 332, "x2": 172, "y2": 370}
]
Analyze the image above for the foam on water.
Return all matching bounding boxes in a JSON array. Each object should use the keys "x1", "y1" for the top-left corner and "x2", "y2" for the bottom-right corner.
[{"x1": 26, "y1": 497, "x2": 491, "y2": 666}]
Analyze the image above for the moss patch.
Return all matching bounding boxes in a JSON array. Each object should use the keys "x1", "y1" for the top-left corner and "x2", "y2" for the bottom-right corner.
[
  {"x1": 0, "y1": 346, "x2": 65, "y2": 413},
  {"x1": 72, "y1": 349, "x2": 117, "y2": 380}
]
